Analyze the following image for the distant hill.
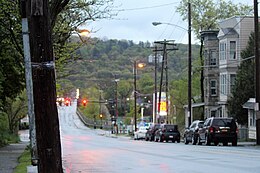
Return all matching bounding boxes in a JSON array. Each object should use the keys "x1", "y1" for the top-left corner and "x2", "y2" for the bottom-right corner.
[{"x1": 57, "y1": 37, "x2": 200, "y2": 93}]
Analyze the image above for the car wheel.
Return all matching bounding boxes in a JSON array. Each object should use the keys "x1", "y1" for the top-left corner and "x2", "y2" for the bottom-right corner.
[
  {"x1": 177, "y1": 139, "x2": 180, "y2": 143},
  {"x1": 214, "y1": 141, "x2": 219, "y2": 146},
  {"x1": 205, "y1": 134, "x2": 211, "y2": 146},
  {"x1": 232, "y1": 139, "x2": 237, "y2": 146},
  {"x1": 197, "y1": 136, "x2": 202, "y2": 145},
  {"x1": 159, "y1": 136, "x2": 163, "y2": 142},
  {"x1": 223, "y1": 142, "x2": 228, "y2": 146},
  {"x1": 184, "y1": 135, "x2": 189, "y2": 145},
  {"x1": 191, "y1": 135, "x2": 197, "y2": 145}
]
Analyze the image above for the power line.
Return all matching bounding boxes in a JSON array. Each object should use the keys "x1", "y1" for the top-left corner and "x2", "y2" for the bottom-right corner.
[{"x1": 116, "y1": 2, "x2": 178, "y2": 12}]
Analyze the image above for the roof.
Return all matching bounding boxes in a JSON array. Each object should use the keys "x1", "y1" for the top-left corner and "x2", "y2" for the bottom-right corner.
[
  {"x1": 218, "y1": 27, "x2": 238, "y2": 39},
  {"x1": 183, "y1": 102, "x2": 205, "y2": 109},
  {"x1": 221, "y1": 28, "x2": 238, "y2": 35},
  {"x1": 243, "y1": 98, "x2": 255, "y2": 110}
]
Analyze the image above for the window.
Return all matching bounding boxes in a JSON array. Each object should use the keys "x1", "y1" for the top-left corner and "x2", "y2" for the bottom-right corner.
[
  {"x1": 250, "y1": 110, "x2": 256, "y2": 127},
  {"x1": 220, "y1": 74, "x2": 227, "y2": 95},
  {"x1": 230, "y1": 41, "x2": 236, "y2": 59},
  {"x1": 209, "y1": 50, "x2": 217, "y2": 66},
  {"x1": 211, "y1": 110, "x2": 216, "y2": 117},
  {"x1": 220, "y1": 42, "x2": 226, "y2": 60},
  {"x1": 230, "y1": 74, "x2": 236, "y2": 93},
  {"x1": 210, "y1": 80, "x2": 217, "y2": 96}
]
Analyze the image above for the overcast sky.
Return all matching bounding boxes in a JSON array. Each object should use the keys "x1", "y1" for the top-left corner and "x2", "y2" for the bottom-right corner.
[{"x1": 86, "y1": 0, "x2": 254, "y2": 44}]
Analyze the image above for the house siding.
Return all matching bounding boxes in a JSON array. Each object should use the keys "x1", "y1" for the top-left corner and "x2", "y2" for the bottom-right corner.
[{"x1": 201, "y1": 16, "x2": 254, "y2": 119}]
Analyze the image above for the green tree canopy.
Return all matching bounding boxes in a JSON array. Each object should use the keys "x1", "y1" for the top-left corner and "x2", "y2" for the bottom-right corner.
[
  {"x1": 177, "y1": 0, "x2": 253, "y2": 38},
  {"x1": 227, "y1": 33, "x2": 255, "y2": 125}
]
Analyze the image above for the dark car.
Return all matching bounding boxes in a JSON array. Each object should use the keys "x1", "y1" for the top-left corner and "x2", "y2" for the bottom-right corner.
[
  {"x1": 197, "y1": 117, "x2": 238, "y2": 146},
  {"x1": 184, "y1": 120, "x2": 204, "y2": 145},
  {"x1": 145, "y1": 124, "x2": 161, "y2": 141},
  {"x1": 154, "y1": 124, "x2": 180, "y2": 143}
]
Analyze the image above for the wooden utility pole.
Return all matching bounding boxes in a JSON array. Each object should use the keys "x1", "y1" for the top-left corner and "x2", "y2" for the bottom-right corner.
[
  {"x1": 188, "y1": 1, "x2": 192, "y2": 127},
  {"x1": 27, "y1": 0, "x2": 63, "y2": 172},
  {"x1": 254, "y1": 0, "x2": 260, "y2": 145},
  {"x1": 153, "y1": 40, "x2": 178, "y2": 123},
  {"x1": 153, "y1": 46, "x2": 158, "y2": 124}
]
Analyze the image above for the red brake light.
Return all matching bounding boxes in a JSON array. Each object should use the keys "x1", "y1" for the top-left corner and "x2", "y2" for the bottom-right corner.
[{"x1": 209, "y1": 127, "x2": 214, "y2": 133}]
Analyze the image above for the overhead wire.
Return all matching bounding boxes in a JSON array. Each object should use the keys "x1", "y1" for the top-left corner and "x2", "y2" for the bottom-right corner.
[{"x1": 115, "y1": 2, "x2": 179, "y2": 12}]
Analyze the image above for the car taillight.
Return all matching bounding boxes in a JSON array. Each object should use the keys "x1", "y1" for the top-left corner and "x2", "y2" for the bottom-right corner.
[{"x1": 209, "y1": 127, "x2": 214, "y2": 133}]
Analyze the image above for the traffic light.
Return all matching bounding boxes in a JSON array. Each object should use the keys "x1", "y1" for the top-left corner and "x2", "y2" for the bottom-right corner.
[
  {"x1": 82, "y1": 99, "x2": 88, "y2": 106},
  {"x1": 64, "y1": 98, "x2": 70, "y2": 106}
]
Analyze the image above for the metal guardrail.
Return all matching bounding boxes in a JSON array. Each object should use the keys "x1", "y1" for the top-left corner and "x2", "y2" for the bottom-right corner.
[{"x1": 76, "y1": 108, "x2": 112, "y2": 130}]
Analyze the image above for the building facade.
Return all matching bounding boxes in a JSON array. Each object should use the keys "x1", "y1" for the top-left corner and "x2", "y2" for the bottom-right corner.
[
  {"x1": 202, "y1": 16, "x2": 254, "y2": 119},
  {"x1": 201, "y1": 30, "x2": 220, "y2": 119}
]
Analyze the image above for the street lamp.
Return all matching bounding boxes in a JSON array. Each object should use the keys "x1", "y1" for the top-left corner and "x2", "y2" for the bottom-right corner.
[
  {"x1": 99, "y1": 114, "x2": 103, "y2": 129},
  {"x1": 114, "y1": 78, "x2": 120, "y2": 134},
  {"x1": 152, "y1": 22, "x2": 188, "y2": 32},
  {"x1": 152, "y1": 7, "x2": 192, "y2": 127},
  {"x1": 133, "y1": 60, "x2": 146, "y2": 131}
]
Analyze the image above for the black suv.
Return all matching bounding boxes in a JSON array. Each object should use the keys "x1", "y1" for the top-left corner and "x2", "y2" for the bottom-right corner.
[
  {"x1": 154, "y1": 124, "x2": 180, "y2": 143},
  {"x1": 184, "y1": 120, "x2": 204, "y2": 145},
  {"x1": 145, "y1": 124, "x2": 161, "y2": 141},
  {"x1": 197, "y1": 117, "x2": 238, "y2": 146}
]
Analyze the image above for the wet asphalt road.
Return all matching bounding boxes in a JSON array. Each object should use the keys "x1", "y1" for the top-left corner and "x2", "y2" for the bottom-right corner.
[{"x1": 60, "y1": 102, "x2": 260, "y2": 173}]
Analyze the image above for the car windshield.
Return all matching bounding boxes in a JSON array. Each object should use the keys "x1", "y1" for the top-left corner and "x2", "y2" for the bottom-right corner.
[
  {"x1": 212, "y1": 119, "x2": 236, "y2": 128},
  {"x1": 154, "y1": 125, "x2": 160, "y2": 129},
  {"x1": 139, "y1": 127, "x2": 147, "y2": 131},
  {"x1": 198, "y1": 122, "x2": 204, "y2": 128},
  {"x1": 165, "y1": 125, "x2": 178, "y2": 131}
]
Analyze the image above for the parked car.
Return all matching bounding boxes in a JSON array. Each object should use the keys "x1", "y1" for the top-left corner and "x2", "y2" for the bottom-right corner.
[
  {"x1": 134, "y1": 126, "x2": 148, "y2": 140},
  {"x1": 19, "y1": 115, "x2": 29, "y2": 130},
  {"x1": 197, "y1": 117, "x2": 238, "y2": 146},
  {"x1": 145, "y1": 124, "x2": 161, "y2": 141},
  {"x1": 154, "y1": 124, "x2": 180, "y2": 143},
  {"x1": 184, "y1": 120, "x2": 204, "y2": 145}
]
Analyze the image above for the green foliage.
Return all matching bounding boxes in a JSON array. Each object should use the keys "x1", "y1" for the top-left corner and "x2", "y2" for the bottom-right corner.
[
  {"x1": 14, "y1": 148, "x2": 31, "y2": 173},
  {"x1": 0, "y1": 130, "x2": 20, "y2": 147},
  {"x1": 79, "y1": 87, "x2": 100, "y2": 119},
  {"x1": 227, "y1": 33, "x2": 255, "y2": 125},
  {"x1": 52, "y1": 0, "x2": 116, "y2": 78},
  {"x1": 0, "y1": 0, "x2": 25, "y2": 109}
]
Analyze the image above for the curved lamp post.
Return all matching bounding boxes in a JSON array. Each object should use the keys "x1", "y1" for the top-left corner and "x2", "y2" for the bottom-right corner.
[
  {"x1": 133, "y1": 61, "x2": 146, "y2": 131},
  {"x1": 152, "y1": 14, "x2": 192, "y2": 127}
]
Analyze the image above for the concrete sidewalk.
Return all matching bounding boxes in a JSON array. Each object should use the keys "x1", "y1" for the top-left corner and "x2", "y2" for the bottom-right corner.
[{"x1": 0, "y1": 142, "x2": 28, "y2": 173}]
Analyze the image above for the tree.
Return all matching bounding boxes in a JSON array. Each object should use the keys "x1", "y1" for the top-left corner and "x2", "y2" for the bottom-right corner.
[
  {"x1": 24, "y1": 0, "x2": 116, "y2": 172},
  {"x1": 0, "y1": 0, "x2": 25, "y2": 110},
  {"x1": 52, "y1": 0, "x2": 116, "y2": 78},
  {"x1": 177, "y1": 0, "x2": 252, "y2": 39},
  {"x1": 4, "y1": 90, "x2": 28, "y2": 134},
  {"x1": 227, "y1": 33, "x2": 255, "y2": 125},
  {"x1": 118, "y1": 80, "x2": 132, "y2": 116},
  {"x1": 177, "y1": 0, "x2": 253, "y2": 113}
]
